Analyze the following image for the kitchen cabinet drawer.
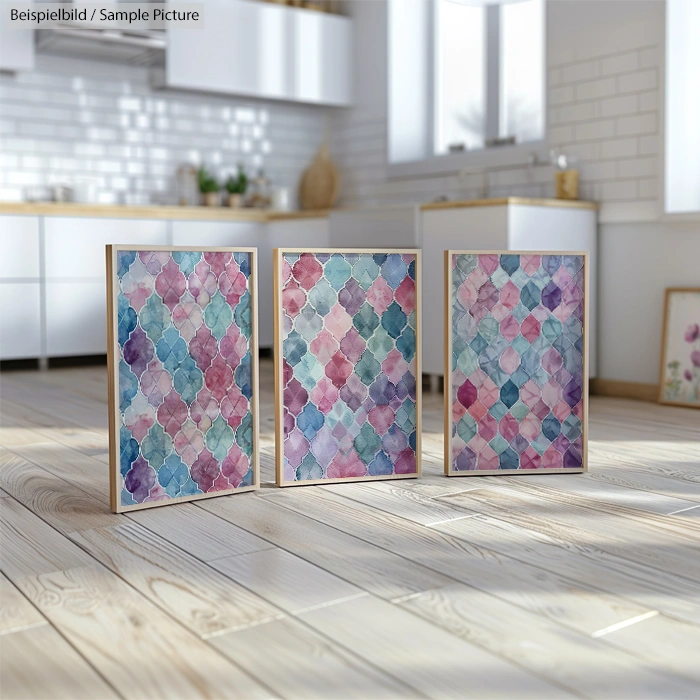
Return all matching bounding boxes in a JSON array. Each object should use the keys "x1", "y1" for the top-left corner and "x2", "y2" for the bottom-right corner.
[
  {"x1": 0, "y1": 216, "x2": 41, "y2": 278},
  {"x1": 44, "y1": 217, "x2": 168, "y2": 279},
  {"x1": 45, "y1": 281, "x2": 107, "y2": 356},
  {"x1": 0, "y1": 283, "x2": 41, "y2": 360}
]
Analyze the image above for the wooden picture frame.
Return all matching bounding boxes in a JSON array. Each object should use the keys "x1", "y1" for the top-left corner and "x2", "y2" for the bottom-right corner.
[
  {"x1": 274, "y1": 248, "x2": 422, "y2": 487},
  {"x1": 658, "y1": 287, "x2": 700, "y2": 408},
  {"x1": 107, "y1": 245, "x2": 259, "y2": 513},
  {"x1": 444, "y1": 250, "x2": 589, "y2": 476}
]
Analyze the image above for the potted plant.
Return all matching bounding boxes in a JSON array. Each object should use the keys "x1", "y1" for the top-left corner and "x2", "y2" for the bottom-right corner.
[
  {"x1": 225, "y1": 165, "x2": 248, "y2": 208},
  {"x1": 198, "y1": 166, "x2": 220, "y2": 206}
]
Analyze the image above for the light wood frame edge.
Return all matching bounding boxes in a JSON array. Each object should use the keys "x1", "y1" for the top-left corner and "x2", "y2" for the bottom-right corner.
[
  {"x1": 658, "y1": 287, "x2": 700, "y2": 408},
  {"x1": 274, "y1": 247, "x2": 422, "y2": 487},
  {"x1": 106, "y1": 245, "x2": 260, "y2": 514},
  {"x1": 444, "y1": 249, "x2": 589, "y2": 477}
]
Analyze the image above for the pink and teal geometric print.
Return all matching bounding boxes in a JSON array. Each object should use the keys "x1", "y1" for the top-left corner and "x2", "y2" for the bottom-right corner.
[
  {"x1": 449, "y1": 253, "x2": 585, "y2": 472},
  {"x1": 279, "y1": 251, "x2": 419, "y2": 483},
  {"x1": 115, "y1": 249, "x2": 255, "y2": 507}
]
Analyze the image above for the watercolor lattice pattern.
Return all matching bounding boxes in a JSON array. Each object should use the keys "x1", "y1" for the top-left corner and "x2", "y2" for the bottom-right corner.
[
  {"x1": 450, "y1": 253, "x2": 585, "y2": 472},
  {"x1": 116, "y1": 250, "x2": 254, "y2": 506},
  {"x1": 280, "y1": 252, "x2": 418, "y2": 482}
]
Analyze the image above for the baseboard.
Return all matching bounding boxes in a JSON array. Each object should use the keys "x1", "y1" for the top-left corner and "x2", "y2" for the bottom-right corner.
[{"x1": 590, "y1": 378, "x2": 659, "y2": 403}]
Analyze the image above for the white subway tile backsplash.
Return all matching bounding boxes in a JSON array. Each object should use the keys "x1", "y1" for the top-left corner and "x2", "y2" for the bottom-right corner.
[
  {"x1": 1, "y1": 54, "x2": 325, "y2": 204},
  {"x1": 600, "y1": 180, "x2": 637, "y2": 201},
  {"x1": 616, "y1": 113, "x2": 657, "y2": 137},
  {"x1": 600, "y1": 51, "x2": 638, "y2": 76},
  {"x1": 600, "y1": 137, "x2": 637, "y2": 160},
  {"x1": 617, "y1": 156, "x2": 658, "y2": 179},
  {"x1": 617, "y1": 69, "x2": 657, "y2": 94},
  {"x1": 548, "y1": 125, "x2": 574, "y2": 145},
  {"x1": 580, "y1": 161, "x2": 617, "y2": 181},
  {"x1": 574, "y1": 119, "x2": 616, "y2": 142},
  {"x1": 549, "y1": 85, "x2": 574, "y2": 106},
  {"x1": 574, "y1": 77, "x2": 616, "y2": 102},
  {"x1": 556, "y1": 101, "x2": 599, "y2": 124},
  {"x1": 638, "y1": 46, "x2": 659, "y2": 70},
  {"x1": 637, "y1": 134, "x2": 659, "y2": 156},
  {"x1": 638, "y1": 91, "x2": 658, "y2": 113},
  {"x1": 637, "y1": 178, "x2": 658, "y2": 199},
  {"x1": 561, "y1": 59, "x2": 600, "y2": 84},
  {"x1": 599, "y1": 94, "x2": 638, "y2": 118}
]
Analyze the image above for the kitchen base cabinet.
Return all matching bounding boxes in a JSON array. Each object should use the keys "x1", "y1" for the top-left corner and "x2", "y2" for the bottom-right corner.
[
  {"x1": 0, "y1": 283, "x2": 41, "y2": 360},
  {"x1": 421, "y1": 201, "x2": 598, "y2": 378},
  {"x1": 41, "y1": 216, "x2": 168, "y2": 357},
  {"x1": 170, "y1": 221, "x2": 263, "y2": 248},
  {"x1": 45, "y1": 281, "x2": 107, "y2": 357},
  {"x1": 44, "y1": 217, "x2": 168, "y2": 279},
  {"x1": 0, "y1": 216, "x2": 40, "y2": 278}
]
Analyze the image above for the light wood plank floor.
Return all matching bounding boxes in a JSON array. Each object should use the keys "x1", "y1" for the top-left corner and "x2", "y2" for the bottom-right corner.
[{"x1": 1, "y1": 361, "x2": 700, "y2": 700}]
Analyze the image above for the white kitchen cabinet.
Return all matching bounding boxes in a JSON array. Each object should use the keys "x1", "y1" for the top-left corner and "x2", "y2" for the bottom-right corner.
[
  {"x1": 328, "y1": 205, "x2": 418, "y2": 248},
  {"x1": 0, "y1": 283, "x2": 41, "y2": 359},
  {"x1": 170, "y1": 220, "x2": 263, "y2": 247},
  {"x1": 166, "y1": 0, "x2": 351, "y2": 106},
  {"x1": 0, "y1": 216, "x2": 40, "y2": 278},
  {"x1": 420, "y1": 201, "x2": 598, "y2": 377},
  {"x1": 0, "y1": 0, "x2": 34, "y2": 72},
  {"x1": 45, "y1": 281, "x2": 106, "y2": 356},
  {"x1": 42, "y1": 216, "x2": 167, "y2": 356},
  {"x1": 0, "y1": 215, "x2": 42, "y2": 360},
  {"x1": 291, "y1": 9, "x2": 351, "y2": 106},
  {"x1": 44, "y1": 217, "x2": 167, "y2": 279}
]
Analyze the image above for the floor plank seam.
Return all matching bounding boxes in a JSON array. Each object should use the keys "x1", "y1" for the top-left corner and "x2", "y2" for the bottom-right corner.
[
  {"x1": 199, "y1": 613, "x2": 287, "y2": 640},
  {"x1": 291, "y1": 592, "x2": 371, "y2": 615},
  {"x1": 590, "y1": 611, "x2": 660, "y2": 639},
  {"x1": 667, "y1": 504, "x2": 700, "y2": 516},
  {"x1": 432, "y1": 504, "x2": 700, "y2": 604},
  {"x1": 424, "y1": 513, "x2": 482, "y2": 527}
]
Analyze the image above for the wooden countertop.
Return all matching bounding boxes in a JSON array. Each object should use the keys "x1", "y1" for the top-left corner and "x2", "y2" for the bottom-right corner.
[
  {"x1": 0, "y1": 197, "x2": 598, "y2": 220},
  {"x1": 0, "y1": 201, "x2": 332, "y2": 221},
  {"x1": 420, "y1": 197, "x2": 598, "y2": 212}
]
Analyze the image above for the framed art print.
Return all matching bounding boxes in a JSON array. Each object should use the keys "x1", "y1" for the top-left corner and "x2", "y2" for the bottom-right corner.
[
  {"x1": 659, "y1": 288, "x2": 700, "y2": 408},
  {"x1": 106, "y1": 246, "x2": 259, "y2": 512},
  {"x1": 445, "y1": 251, "x2": 588, "y2": 475},
  {"x1": 274, "y1": 248, "x2": 421, "y2": 486}
]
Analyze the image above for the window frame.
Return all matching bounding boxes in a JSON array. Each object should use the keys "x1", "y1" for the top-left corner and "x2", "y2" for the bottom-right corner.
[{"x1": 387, "y1": 0, "x2": 548, "y2": 180}]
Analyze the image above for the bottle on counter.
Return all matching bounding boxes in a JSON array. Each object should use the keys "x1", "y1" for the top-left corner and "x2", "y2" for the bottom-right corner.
[{"x1": 247, "y1": 169, "x2": 272, "y2": 209}]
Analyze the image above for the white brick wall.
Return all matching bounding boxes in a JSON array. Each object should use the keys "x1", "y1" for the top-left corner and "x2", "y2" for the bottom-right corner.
[
  {"x1": 331, "y1": 14, "x2": 663, "y2": 221},
  {"x1": 0, "y1": 55, "x2": 326, "y2": 204}
]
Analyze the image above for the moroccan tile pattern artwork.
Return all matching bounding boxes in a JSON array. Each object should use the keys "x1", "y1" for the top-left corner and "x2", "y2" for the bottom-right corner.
[
  {"x1": 449, "y1": 253, "x2": 586, "y2": 473},
  {"x1": 114, "y1": 249, "x2": 256, "y2": 508},
  {"x1": 279, "y1": 251, "x2": 419, "y2": 483}
]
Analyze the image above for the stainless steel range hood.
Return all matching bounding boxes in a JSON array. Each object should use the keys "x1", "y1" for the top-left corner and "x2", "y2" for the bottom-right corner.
[{"x1": 35, "y1": 1, "x2": 166, "y2": 65}]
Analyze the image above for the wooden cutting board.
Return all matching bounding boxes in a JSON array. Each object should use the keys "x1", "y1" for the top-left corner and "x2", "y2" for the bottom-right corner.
[{"x1": 299, "y1": 144, "x2": 339, "y2": 210}]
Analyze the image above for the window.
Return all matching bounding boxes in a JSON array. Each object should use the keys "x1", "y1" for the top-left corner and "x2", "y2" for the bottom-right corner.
[
  {"x1": 389, "y1": 0, "x2": 546, "y2": 173},
  {"x1": 665, "y1": 0, "x2": 700, "y2": 215}
]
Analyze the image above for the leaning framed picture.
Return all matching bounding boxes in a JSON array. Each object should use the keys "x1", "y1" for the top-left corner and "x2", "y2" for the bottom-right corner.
[
  {"x1": 445, "y1": 251, "x2": 589, "y2": 475},
  {"x1": 106, "y1": 246, "x2": 259, "y2": 512},
  {"x1": 659, "y1": 288, "x2": 700, "y2": 408},
  {"x1": 274, "y1": 248, "x2": 421, "y2": 486}
]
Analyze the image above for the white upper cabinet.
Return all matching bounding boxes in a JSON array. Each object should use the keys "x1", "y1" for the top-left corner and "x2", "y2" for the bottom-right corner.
[
  {"x1": 290, "y1": 9, "x2": 351, "y2": 106},
  {"x1": 0, "y1": 0, "x2": 34, "y2": 71},
  {"x1": 166, "y1": 0, "x2": 351, "y2": 106}
]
